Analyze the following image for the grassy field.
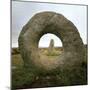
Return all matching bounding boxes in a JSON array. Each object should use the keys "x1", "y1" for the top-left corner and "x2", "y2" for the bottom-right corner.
[
  {"x1": 12, "y1": 47, "x2": 63, "y2": 67},
  {"x1": 12, "y1": 54, "x2": 23, "y2": 67},
  {"x1": 12, "y1": 46, "x2": 87, "y2": 89}
]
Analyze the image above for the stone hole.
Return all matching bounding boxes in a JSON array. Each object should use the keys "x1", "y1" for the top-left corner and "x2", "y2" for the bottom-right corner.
[
  {"x1": 38, "y1": 33, "x2": 64, "y2": 70},
  {"x1": 38, "y1": 33, "x2": 63, "y2": 48}
]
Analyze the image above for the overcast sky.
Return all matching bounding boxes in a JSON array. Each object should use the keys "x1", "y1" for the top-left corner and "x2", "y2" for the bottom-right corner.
[{"x1": 12, "y1": 1, "x2": 87, "y2": 47}]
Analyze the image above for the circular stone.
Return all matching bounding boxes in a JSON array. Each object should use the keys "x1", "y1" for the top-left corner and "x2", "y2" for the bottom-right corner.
[{"x1": 18, "y1": 11, "x2": 85, "y2": 71}]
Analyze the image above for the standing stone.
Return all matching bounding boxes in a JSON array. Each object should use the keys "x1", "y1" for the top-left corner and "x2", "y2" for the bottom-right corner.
[{"x1": 48, "y1": 39, "x2": 54, "y2": 54}]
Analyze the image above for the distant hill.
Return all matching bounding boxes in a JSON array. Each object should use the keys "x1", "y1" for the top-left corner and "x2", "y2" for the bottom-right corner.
[
  {"x1": 12, "y1": 47, "x2": 20, "y2": 55},
  {"x1": 12, "y1": 47, "x2": 63, "y2": 55},
  {"x1": 12, "y1": 44, "x2": 87, "y2": 55}
]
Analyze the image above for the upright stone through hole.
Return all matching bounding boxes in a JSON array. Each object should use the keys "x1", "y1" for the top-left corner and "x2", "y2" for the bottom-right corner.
[{"x1": 38, "y1": 33, "x2": 64, "y2": 70}]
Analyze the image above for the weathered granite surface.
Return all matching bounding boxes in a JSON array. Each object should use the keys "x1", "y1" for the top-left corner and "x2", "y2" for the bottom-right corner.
[{"x1": 18, "y1": 11, "x2": 85, "y2": 71}]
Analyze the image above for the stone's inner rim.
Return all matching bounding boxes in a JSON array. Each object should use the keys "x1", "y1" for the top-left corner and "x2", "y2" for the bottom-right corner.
[
  {"x1": 30, "y1": 31, "x2": 64, "y2": 70},
  {"x1": 37, "y1": 33, "x2": 64, "y2": 70}
]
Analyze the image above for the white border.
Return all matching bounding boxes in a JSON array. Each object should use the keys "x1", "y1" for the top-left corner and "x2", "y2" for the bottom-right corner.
[
  {"x1": 18, "y1": 0, "x2": 87, "y2": 5},
  {"x1": 0, "y1": 0, "x2": 10, "y2": 90},
  {"x1": 0, "y1": 0, "x2": 89, "y2": 90}
]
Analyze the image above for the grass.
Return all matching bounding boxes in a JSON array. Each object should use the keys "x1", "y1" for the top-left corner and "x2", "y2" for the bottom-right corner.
[
  {"x1": 46, "y1": 52, "x2": 61, "y2": 56},
  {"x1": 12, "y1": 54, "x2": 24, "y2": 67},
  {"x1": 11, "y1": 47, "x2": 87, "y2": 89},
  {"x1": 12, "y1": 48, "x2": 62, "y2": 68}
]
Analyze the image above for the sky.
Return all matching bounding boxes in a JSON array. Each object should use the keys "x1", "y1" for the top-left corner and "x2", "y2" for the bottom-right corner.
[{"x1": 12, "y1": 1, "x2": 87, "y2": 47}]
